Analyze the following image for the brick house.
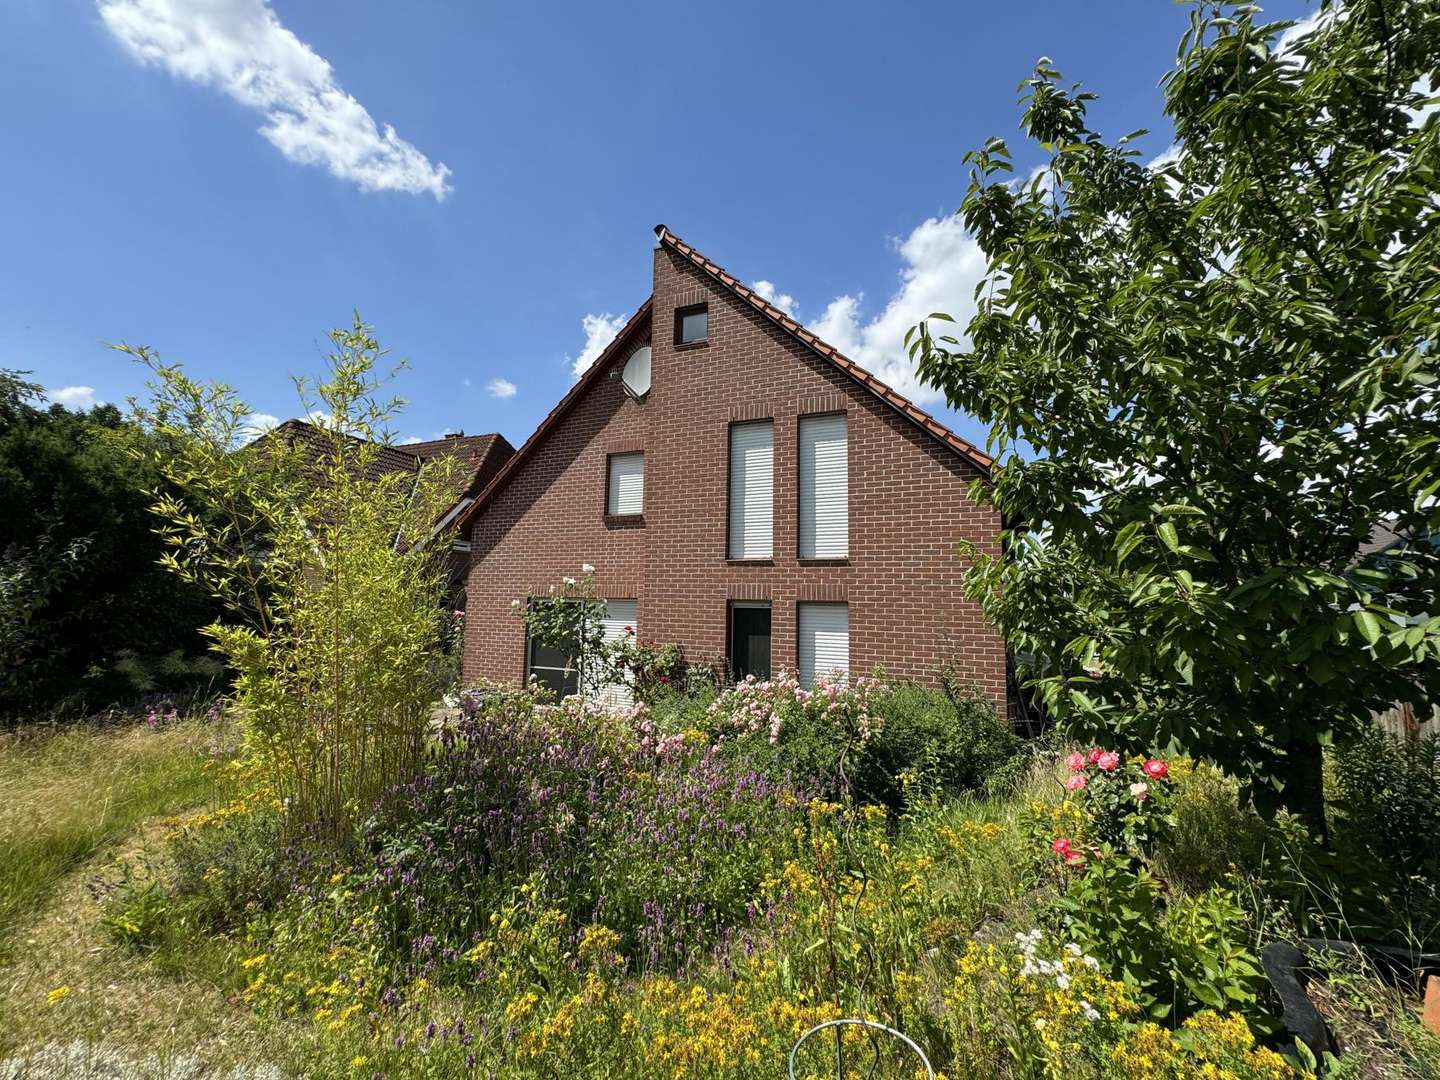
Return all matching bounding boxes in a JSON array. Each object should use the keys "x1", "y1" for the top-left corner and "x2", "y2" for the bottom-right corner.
[{"x1": 457, "y1": 226, "x2": 1007, "y2": 712}]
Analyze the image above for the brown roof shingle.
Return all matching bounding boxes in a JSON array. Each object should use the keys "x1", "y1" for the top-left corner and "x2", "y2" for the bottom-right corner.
[{"x1": 263, "y1": 420, "x2": 512, "y2": 517}]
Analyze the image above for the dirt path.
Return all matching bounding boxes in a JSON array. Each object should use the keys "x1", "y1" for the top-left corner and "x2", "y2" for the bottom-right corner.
[{"x1": 0, "y1": 822, "x2": 291, "y2": 1077}]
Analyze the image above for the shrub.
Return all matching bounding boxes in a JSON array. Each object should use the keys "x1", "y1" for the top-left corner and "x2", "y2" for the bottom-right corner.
[
  {"x1": 703, "y1": 670, "x2": 880, "y2": 796},
  {"x1": 1057, "y1": 748, "x2": 1176, "y2": 856},
  {"x1": 129, "y1": 315, "x2": 460, "y2": 838},
  {"x1": 0, "y1": 371, "x2": 223, "y2": 719},
  {"x1": 703, "y1": 671, "x2": 1022, "y2": 812},
  {"x1": 1332, "y1": 726, "x2": 1440, "y2": 894},
  {"x1": 1151, "y1": 762, "x2": 1270, "y2": 896},
  {"x1": 1043, "y1": 750, "x2": 1269, "y2": 1026},
  {"x1": 861, "y1": 680, "x2": 1020, "y2": 807}
]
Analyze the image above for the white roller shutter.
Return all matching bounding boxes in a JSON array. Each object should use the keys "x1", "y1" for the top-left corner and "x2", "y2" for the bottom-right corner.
[
  {"x1": 798, "y1": 413, "x2": 848, "y2": 559},
  {"x1": 728, "y1": 421, "x2": 773, "y2": 559},
  {"x1": 593, "y1": 599, "x2": 637, "y2": 709},
  {"x1": 607, "y1": 453, "x2": 645, "y2": 515},
  {"x1": 798, "y1": 602, "x2": 849, "y2": 687}
]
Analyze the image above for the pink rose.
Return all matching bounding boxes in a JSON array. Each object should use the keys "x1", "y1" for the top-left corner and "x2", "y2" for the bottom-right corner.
[
  {"x1": 1129, "y1": 781, "x2": 1149, "y2": 801},
  {"x1": 1143, "y1": 758, "x2": 1169, "y2": 779},
  {"x1": 1096, "y1": 751, "x2": 1120, "y2": 772},
  {"x1": 1086, "y1": 748, "x2": 1104, "y2": 765},
  {"x1": 1065, "y1": 751, "x2": 1087, "y2": 772},
  {"x1": 1052, "y1": 837, "x2": 1073, "y2": 856},
  {"x1": 1064, "y1": 852, "x2": 1087, "y2": 867},
  {"x1": 1065, "y1": 774, "x2": 1087, "y2": 792}
]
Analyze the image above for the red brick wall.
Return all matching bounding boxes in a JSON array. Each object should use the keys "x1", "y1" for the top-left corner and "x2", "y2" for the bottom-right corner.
[{"x1": 463, "y1": 244, "x2": 1007, "y2": 711}]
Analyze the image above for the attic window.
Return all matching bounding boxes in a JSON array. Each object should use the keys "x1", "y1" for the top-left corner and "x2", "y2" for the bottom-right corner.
[{"x1": 675, "y1": 304, "x2": 708, "y2": 345}]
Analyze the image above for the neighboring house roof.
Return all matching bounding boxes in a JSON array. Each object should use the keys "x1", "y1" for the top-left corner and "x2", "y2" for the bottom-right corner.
[
  {"x1": 263, "y1": 419, "x2": 514, "y2": 522},
  {"x1": 1359, "y1": 518, "x2": 1438, "y2": 559},
  {"x1": 455, "y1": 226, "x2": 990, "y2": 533}
]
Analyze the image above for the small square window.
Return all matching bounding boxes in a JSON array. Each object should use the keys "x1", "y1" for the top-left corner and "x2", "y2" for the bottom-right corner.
[{"x1": 675, "y1": 304, "x2": 708, "y2": 345}]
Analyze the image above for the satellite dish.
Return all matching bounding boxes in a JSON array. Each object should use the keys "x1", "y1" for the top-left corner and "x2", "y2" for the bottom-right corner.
[{"x1": 621, "y1": 345, "x2": 652, "y2": 399}]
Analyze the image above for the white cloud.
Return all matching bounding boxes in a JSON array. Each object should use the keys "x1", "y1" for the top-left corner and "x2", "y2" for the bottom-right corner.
[
  {"x1": 486, "y1": 377, "x2": 517, "y2": 399},
  {"x1": 1277, "y1": 7, "x2": 1336, "y2": 54},
  {"x1": 1146, "y1": 143, "x2": 1183, "y2": 171},
  {"x1": 47, "y1": 385, "x2": 100, "y2": 410},
  {"x1": 241, "y1": 411, "x2": 280, "y2": 441},
  {"x1": 807, "y1": 214, "x2": 989, "y2": 406},
  {"x1": 396, "y1": 435, "x2": 424, "y2": 445},
  {"x1": 568, "y1": 312, "x2": 627, "y2": 379},
  {"x1": 97, "y1": 0, "x2": 452, "y2": 199},
  {"x1": 751, "y1": 280, "x2": 797, "y2": 317}
]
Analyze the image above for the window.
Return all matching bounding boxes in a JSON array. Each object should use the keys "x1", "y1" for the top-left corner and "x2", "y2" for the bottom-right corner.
[
  {"x1": 798, "y1": 413, "x2": 848, "y2": 558},
  {"x1": 607, "y1": 451, "x2": 645, "y2": 516},
  {"x1": 527, "y1": 598, "x2": 636, "y2": 704},
  {"x1": 729, "y1": 601, "x2": 771, "y2": 682},
  {"x1": 594, "y1": 599, "x2": 637, "y2": 708},
  {"x1": 728, "y1": 420, "x2": 773, "y2": 559},
  {"x1": 527, "y1": 636, "x2": 579, "y2": 699},
  {"x1": 797, "y1": 602, "x2": 849, "y2": 687},
  {"x1": 675, "y1": 304, "x2": 708, "y2": 345}
]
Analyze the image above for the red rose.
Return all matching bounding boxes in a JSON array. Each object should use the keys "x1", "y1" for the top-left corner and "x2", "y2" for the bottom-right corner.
[{"x1": 1143, "y1": 758, "x2": 1169, "y2": 779}]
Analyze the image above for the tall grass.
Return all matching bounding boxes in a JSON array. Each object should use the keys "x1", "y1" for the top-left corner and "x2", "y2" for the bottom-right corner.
[{"x1": 0, "y1": 719, "x2": 227, "y2": 957}]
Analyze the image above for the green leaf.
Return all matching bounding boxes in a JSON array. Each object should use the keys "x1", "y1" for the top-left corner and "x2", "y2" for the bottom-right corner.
[{"x1": 1353, "y1": 610, "x2": 1384, "y2": 646}]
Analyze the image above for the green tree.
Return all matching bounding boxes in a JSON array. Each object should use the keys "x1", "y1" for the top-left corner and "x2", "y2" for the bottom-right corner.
[
  {"x1": 910, "y1": 0, "x2": 1440, "y2": 829},
  {"x1": 125, "y1": 316, "x2": 459, "y2": 837},
  {"x1": 0, "y1": 370, "x2": 221, "y2": 716}
]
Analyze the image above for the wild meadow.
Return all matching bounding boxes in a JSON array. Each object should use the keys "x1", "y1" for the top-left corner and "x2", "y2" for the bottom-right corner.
[{"x1": 4, "y1": 673, "x2": 1440, "y2": 1078}]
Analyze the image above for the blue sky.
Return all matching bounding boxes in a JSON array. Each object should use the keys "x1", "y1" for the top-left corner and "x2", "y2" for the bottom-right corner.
[{"x1": 1, "y1": 0, "x2": 1312, "y2": 451}]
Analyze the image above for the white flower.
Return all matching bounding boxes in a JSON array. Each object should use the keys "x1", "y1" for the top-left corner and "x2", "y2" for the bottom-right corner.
[
  {"x1": 510, "y1": 599, "x2": 522, "y2": 609},
  {"x1": 1033, "y1": 1018, "x2": 1046, "y2": 1031},
  {"x1": 1055, "y1": 972, "x2": 1071, "y2": 990},
  {"x1": 1081, "y1": 1000, "x2": 1101, "y2": 1022},
  {"x1": 1083, "y1": 955, "x2": 1100, "y2": 970},
  {"x1": 1064, "y1": 942, "x2": 1082, "y2": 957},
  {"x1": 562, "y1": 576, "x2": 577, "y2": 586},
  {"x1": 581, "y1": 563, "x2": 595, "y2": 573}
]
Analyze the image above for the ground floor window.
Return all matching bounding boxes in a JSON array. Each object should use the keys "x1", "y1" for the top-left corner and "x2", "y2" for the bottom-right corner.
[
  {"x1": 797, "y1": 601, "x2": 849, "y2": 687},
  {"x1": 527, "y1": 636, "x2": 579, "y2": 698},
  {"x1": 525, "y1": 598, "x2": 636, "y2": 704},
  {"x1": 729, "y1": 601, "x2": 771, "y2": 682}
]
